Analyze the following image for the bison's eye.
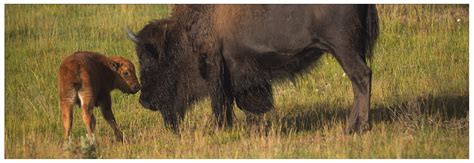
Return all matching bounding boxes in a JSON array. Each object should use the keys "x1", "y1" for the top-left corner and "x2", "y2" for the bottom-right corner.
[
  {"x1": 123, "y1": 72, "x2": 130, "y2": 77},
  {"x1": 144, "y1": 43, "x2": 158, "y2": 56}
]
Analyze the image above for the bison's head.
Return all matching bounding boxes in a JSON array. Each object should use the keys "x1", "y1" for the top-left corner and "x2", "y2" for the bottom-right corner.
[{"x1": 127, "y1": 20, "x2": 176, "y2": 112}]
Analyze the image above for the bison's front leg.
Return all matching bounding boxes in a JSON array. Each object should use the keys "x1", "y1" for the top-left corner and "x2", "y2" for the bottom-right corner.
[
  {"x1": 201, "y1": 52, "x2": 234, "y2": 129},
  {"x1": 157, "y1": 99, "x2": 186, "y2": 134},
  {"x1": 161, "y1": 110, "x2": 182, "y2": 133}
]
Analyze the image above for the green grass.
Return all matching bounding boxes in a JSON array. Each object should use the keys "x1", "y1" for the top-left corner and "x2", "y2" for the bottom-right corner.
[{"x1": 4, "y1": 4, "x2": 469, "y2": 158}]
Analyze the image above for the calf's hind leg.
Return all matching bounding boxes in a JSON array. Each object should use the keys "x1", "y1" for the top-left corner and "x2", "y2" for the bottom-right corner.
[
  {"x1": 60, "y1": 91, "x2": 75, "y2": 140},
  {"x1": 59, "y1": 74, "x2": 79, "y2": 141},
  {"x1": 79, "y1": 91, "x2": 96, "y2": 141}
]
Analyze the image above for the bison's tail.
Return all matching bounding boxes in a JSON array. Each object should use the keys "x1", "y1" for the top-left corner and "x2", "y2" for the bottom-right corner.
[{"x1": 364, "y1": 4, "x2": 379, "y2": 60}]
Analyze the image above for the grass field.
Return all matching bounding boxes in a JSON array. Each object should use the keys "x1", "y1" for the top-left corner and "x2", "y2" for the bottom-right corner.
[{"x1": 4, "y1": 4, "x2": 469, "y2": 158}]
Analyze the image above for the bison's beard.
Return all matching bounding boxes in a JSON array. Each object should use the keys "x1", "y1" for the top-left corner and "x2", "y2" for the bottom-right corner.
[{"x1": 139, "y1": 94, "x2": 159, "y2": 111}]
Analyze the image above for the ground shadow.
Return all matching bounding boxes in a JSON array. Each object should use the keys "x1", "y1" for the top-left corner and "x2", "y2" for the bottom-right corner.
[{"x1": 276, "y1": 94, "x2": 468, "y2": 133}]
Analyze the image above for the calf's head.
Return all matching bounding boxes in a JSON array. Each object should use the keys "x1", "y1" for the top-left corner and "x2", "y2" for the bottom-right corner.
[{"x1": 109, "y1": 56, "x2": 141, "y2": 94}]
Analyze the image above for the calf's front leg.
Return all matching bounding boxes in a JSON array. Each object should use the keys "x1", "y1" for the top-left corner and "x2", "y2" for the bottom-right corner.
[{"x1": 99, "y1": 95, "x2": 123, "y2": 142}]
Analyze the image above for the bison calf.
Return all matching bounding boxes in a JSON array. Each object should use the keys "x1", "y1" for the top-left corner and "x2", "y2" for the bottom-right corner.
[{"x1": 58, "y1": 51, "x2": 140, "y2": 142}]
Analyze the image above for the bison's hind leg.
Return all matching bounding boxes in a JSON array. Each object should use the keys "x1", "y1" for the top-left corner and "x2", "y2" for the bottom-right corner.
[{"x1": 331, "y1": 47, "x2": 372, "y2": 134}]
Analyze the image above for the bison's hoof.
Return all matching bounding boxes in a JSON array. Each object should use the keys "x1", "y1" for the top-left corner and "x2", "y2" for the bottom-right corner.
[{"x1": 344, "y1": 123, "x2": 371, "y2": 134}]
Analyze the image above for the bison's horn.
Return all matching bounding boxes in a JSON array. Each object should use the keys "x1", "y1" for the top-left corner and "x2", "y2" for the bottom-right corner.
[{"x1": 126, "y1": 26, "x2": 139, "y2": 43}]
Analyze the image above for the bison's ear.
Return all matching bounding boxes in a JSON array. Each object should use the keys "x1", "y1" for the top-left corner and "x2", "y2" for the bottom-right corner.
[{"x1": 109, "y1": 60, "x2": 120, "y2": 72}]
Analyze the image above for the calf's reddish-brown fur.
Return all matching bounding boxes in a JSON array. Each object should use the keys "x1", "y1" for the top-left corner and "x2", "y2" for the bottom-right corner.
[{"x1": 58, "y1": 51, "x2": 140, "y2": 142}]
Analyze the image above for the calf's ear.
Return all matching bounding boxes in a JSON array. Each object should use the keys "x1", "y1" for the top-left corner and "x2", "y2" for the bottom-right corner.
[{"x1": 109, "y1": 60, "x2": 120, "y2": 72}]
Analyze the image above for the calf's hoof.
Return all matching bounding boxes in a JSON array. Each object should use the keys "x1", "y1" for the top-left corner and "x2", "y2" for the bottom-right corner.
[{"x1": 115, "y1": 136, "x2": 124, "y2": 143}]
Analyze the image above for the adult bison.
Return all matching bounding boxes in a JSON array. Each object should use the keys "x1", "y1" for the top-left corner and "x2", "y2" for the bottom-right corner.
[{"x1": 127, "y1": 5, "x2": 379, "y2": 133}]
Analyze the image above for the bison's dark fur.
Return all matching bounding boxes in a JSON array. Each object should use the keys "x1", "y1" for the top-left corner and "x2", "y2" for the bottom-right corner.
[{"x1": 129, "y1": 5, "x2": 379, "y2": 133}]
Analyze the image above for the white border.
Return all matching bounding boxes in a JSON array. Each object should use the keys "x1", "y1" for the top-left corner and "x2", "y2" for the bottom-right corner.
[
  {"x1": 469, "y1": 1, "x2": 472, "y2": 161},
  {"x1": 0, "y1": 0, "x2": 471, "y2": 4},
  {"x1": 1, "y1": 1, "x2": 4, "y2": 161}
]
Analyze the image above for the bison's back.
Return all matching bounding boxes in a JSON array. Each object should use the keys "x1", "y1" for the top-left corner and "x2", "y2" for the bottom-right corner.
[
  {"x1": 206, "y1": 5, "x2": 370, "y2": 89},
  {"x1": 214, "y1": 5, "x2": 316, "y2": 55},
  {"x1": 213, "y1": 5, "x2": 364, "y2": 55}
]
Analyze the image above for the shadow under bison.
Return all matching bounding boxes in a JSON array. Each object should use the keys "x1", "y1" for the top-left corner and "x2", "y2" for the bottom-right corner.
[{"x1": 278, "y1": 94, "x2": 468, "y2": 133}]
